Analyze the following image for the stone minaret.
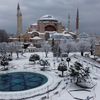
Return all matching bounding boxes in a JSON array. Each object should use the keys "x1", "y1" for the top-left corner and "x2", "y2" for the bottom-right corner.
[
  {"x1": 17, "y1": 3, "x2": 22, "y2": 35},
  {"x1": 76, "y1": 8, "x2": 79, "y2": 38},
  {"x1": 67, "y1": 14, "x2": 71, "y2": 32}
]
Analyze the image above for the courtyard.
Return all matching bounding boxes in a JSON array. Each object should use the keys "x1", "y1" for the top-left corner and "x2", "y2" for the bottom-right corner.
[{"x1": 0, "y1": 52, "x2": 100, "y2": 100}]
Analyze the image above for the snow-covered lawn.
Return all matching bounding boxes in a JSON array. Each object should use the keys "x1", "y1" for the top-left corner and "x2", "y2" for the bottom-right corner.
[{"x1": 0, "y1": 52, "x2": 100, "y2": 100}]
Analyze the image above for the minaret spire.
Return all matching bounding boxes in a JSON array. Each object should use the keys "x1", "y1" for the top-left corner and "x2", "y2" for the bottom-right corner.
[
  {"x1": 17, "y1": 3, "x2": 23, "y2": 36},
  {"x1": 17, "y1": 3, "x2": 20, "y2": 10},
  {"x1": 68, "y1": 14, "x2": 71, "y2": 32},
  {"x1": 76, "y1": 8, "x2": 79, "y2": 37}
]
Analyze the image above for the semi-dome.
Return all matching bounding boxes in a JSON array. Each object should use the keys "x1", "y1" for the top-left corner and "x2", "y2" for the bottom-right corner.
[{"x1": 39, "y1": 15, "x2": 57, "y2": 21}]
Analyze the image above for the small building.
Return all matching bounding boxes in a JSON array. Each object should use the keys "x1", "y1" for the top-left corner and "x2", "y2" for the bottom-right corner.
[
  {"x1": 95, "y1": 44, "x2": 100, "y2": 56},
  {"x1": 48, "y1": 32, "x2": 74, "y2": 45}
]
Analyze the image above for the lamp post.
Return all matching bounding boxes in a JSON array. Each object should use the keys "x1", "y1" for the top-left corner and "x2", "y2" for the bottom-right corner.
[{"x1": 66, "y1": 57, "x2": 71, "y2": 67}]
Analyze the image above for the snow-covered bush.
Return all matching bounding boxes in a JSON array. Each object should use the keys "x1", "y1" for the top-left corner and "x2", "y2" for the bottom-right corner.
[
  {"x1": 39, "y1": 59, "x2": 50, "y2": 71},
  {"x1": 69, "y1": 61, "x2": 91, "y2": 88},
  {"x1": 0, "y1": 56, "x2": 9, "y2": 71},
  {"x1": 58, "y1": 62, "x2": 67, "y2": 77},
  {"x1": 29, "y1": 54, "x2": 40, "y2": 63}
]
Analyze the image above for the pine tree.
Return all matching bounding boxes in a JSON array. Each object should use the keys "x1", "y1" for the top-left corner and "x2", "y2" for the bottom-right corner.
[{"x1": 69, "y1": 61, "x2": 90, "y2": 84}]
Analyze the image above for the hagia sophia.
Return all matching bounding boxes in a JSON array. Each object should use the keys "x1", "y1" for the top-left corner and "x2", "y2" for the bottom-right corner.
[{"x1": 9, "y1": 3, "x2": 80, "y2": 48}]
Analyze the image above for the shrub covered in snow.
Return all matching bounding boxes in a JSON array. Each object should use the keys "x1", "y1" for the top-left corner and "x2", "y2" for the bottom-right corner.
[
  {"x1": 69, "y1": 61, "x2": 92, "y2": 88},
  {"x1": 29, "y1": 54, "x2": 40, "y2": 63},
  {"x1": 39, "y1": 59, "x2": 50, "y2": 71},
  {"x1": 0, "y1": 56, "x2": 9, "y2": 71},
  {"x1": 58, "y1": 62, "x2": 67, "y2": 77}
]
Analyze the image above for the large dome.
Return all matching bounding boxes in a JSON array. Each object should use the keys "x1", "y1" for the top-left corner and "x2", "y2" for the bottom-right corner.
[{"x1": 39, "y1": 15, "x2": 57, "y2": 21}]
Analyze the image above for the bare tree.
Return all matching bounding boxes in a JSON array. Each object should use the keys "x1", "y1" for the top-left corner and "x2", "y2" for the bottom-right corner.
[
  {"x1": 66, "y1": 43, "x2": 73, "y2": 56},
  {"x1": 60, "y1": 42, "x2": 74, "y2": 56},
  {"x1": 14, "y1": 42, "x2": 22, "y2": 58},
  {"x1": 42, "y1": 42, "x2": 51, "y2": 57},
  {"x1": 89, "y1": 37, "x2": 95, "y2": 55},
  {"x1": 0, "y1": 42, "x2": 7, "y2": 55},
  {"x1": 8, "y1": 42, "x2": 15, "y2": 56},
  {"x1": 77, "y1": 41, "x2": 90, "y2": 56},
  {"x1": 8, "y1": 42, "x2": 22, "y2": 58}
]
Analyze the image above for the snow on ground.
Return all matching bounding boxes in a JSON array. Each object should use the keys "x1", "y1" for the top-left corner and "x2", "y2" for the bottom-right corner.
[{"x1": 0, "y1": 52, "x2": 100, "y2": 100}]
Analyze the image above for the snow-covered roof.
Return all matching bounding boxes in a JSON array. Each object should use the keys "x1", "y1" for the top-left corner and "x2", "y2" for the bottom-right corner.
[
  {"x1": 30, "y1": 36, "x2": 42, "y2": 40},
  {"x1": 28, "y1": 31, "x2": 40, "y2": 34},
  {"x1": 69, "y1": 32, "x2": 76, "y2": 35},
  {"x1": 28, "y1": 46, "x2": 36, "y2": 49},
  {"x1": 28, "y1": 31, "x2": 33, "y2": 34},
  {"x1": 49, "y1": 32, "x2": 73, "y2": 41},
  {"x1": 9, "y1": 37, "x2": 18, "y2": 40},
  {"x1": 63, "y1": 33, "x2": 72, "y2": 37},
  {"x1": 39, "y1": 15, "x2": 57, "y2": 21},
  {"x1": 31, "y1": 23, "x2": 37, "y2": 26},
  {"x1": 39, "y1": 33, "x2": 45, "y2": 35}
]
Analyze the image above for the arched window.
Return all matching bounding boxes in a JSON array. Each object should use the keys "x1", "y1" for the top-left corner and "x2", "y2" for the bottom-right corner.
[
  {"x1": 32, "y1": 32, "x2": 39, "y2": 37},
  {"x1": 45, "y1": 25, "x2": 57, "y2": 31}
]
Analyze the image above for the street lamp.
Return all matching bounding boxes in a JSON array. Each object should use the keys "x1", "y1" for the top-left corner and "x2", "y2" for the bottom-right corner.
[{"x1": 66, "y1": 57, "x2": 71, "y2": 67}]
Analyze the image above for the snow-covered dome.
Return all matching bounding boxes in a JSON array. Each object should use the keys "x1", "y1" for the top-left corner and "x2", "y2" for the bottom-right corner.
[{"x1": 39, "y1": 15, "x2": 57, "y2": 21}]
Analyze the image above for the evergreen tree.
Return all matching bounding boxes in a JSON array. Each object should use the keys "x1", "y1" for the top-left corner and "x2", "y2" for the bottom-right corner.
[{"x1": 69, "y1": 61, "x2": 90, "y2": 83}]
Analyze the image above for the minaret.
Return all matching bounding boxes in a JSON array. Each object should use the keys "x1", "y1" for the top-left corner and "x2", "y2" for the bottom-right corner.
[
  {"x1": 67, "y1": 14, "x2": 71, "y2": 32},
  {"x1": 17, "y1": 3, "x2": 22, "y2": 35},
  {"x1": 76, "y1": 8, "x2": 79, "y2": 38}
]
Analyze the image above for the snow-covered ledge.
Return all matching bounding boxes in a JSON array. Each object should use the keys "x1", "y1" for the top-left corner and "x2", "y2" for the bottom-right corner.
[{"x1": 0, "y1": 69, "x2": 54, "y2": 100}]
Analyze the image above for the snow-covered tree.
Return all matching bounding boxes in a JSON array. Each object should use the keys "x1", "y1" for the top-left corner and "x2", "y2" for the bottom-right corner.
[
  {"x1": 51, "y1": 38, "x2": 55, "y2": 52},
  {"x1": 7, "y1": 42, "x2": 23, "y2": 58},
  {"x1": 69, "y1": 61, "x2": 90, "y2": 84},
  {"x1": 8, "y1": 42, "x2": 15, "y2": 56},
  {"x1": 89, "y1": 37, "x2": 95, "y2": 55},
  {"x1": 40, "y1": 59, "x2": 50, "y2": 71},
  {"x1": 29, "y1": 54, "x2": 40, "y2": 64},
  {"x1": 77, "y1": 41, "x2": 90, "y2": 56},
  {"x1": 58, "y1": 62, "x2": 67, "y2": 77},
  {"x1": 0, "y1": 43, "x2": 7, "y2": 55},
  {"x1": 42, "y1": 42, "x2": 51, "y2": 57},
  {"x1": 60, "y1": 42, "x2": 76, "y2": 56},
  {"x1": 66, "y1": 43, "x2": 73, "y2": 55},
  {"x1": 14, "y1": 42, "x2": 22, "y2": 58},
  {"x1": 0, "y1": 56, "x2": 9, "y2": 70}
]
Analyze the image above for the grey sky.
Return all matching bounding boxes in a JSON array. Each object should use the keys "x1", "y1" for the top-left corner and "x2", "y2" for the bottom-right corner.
[{"x1": 0, "y1": 0, "x2": 100, "y2": 34}]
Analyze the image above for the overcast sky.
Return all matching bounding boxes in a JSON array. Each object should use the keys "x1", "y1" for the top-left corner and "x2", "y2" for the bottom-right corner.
[{"x1": 0, "y1": 0, "x2": 100, "y2": 34}]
